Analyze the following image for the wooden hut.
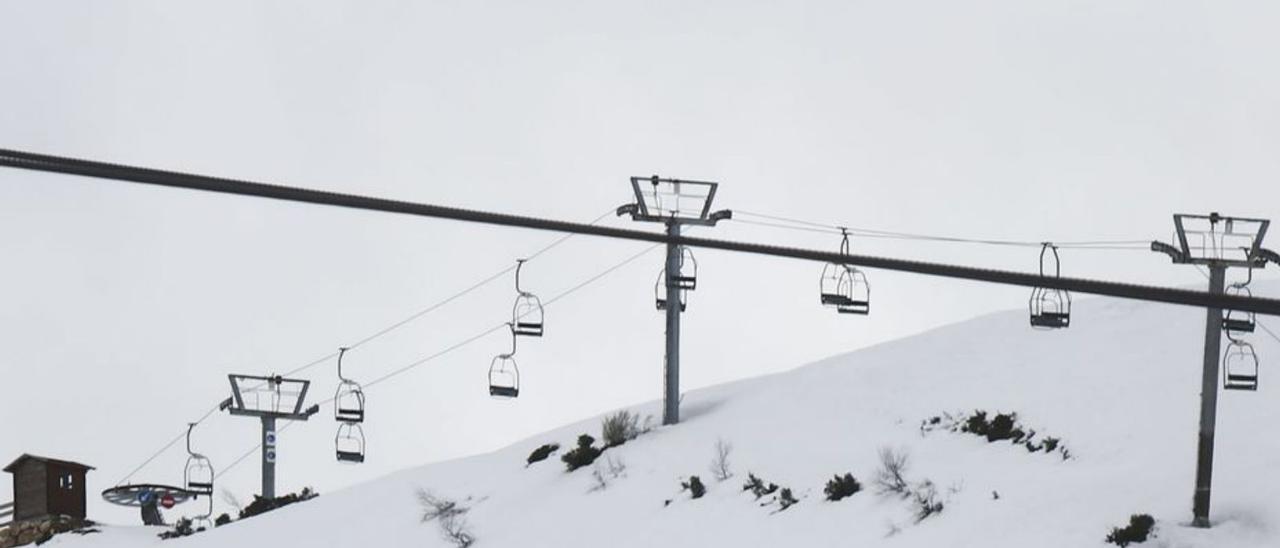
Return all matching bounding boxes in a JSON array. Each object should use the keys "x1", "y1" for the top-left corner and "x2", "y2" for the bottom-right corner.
[{"x1": 3, "y1": 455, "x2": 94, "y2": 522}]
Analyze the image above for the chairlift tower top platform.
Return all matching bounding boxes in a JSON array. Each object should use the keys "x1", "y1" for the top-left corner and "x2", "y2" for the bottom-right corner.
[{"x1": 221, "y1": 374, "x2": 319, "y2": 500}]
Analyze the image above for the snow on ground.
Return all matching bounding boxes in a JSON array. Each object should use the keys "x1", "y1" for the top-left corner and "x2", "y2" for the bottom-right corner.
[{"x1": 45, "y1": 283, "x2": 1280, "y2": 547}]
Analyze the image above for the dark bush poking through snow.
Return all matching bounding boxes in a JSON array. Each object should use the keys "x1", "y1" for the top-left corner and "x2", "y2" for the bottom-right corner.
[
  {"x1": 742, "y1": 473, "x2": 779, "y2": 499},
  {"x1": 561, "y1": 434, "x2": 603, "y2": 472},
  {"x1": 777, "y1": 488, "x2": 799, "y2": 511},
  {"x1": 681, "y1": 476, "x2": 707, "y2": 499},
  {"x1": 922, "y1": 410, "x2": 1072, "y2": 460},
  {"x1": 238, "y1": 487, "x2": 319, "y2": 521},
  {"x1": 1105, "y1": 514, "x2": 1156, "y2": 547},
  {"x1": 824, "y1": 473, "x2": 863, "y2": 501},
  {"x1": 158, "y1": 518, "x2": 198, "y2": 539},
  {"x1": 526, "y1": 443, "x2": 560, "y2": 466}
]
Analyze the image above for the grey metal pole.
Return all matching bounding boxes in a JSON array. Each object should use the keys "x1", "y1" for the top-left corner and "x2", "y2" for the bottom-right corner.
[
  {"x1": 1192, "y1": 264, "x2": 1226, "y2": 527},
  {"x1": 261, "y1": 416, "x2": 276, "y2": 500},
  {"x1": 664, "y1": 221, "x2": 682, "y2": 425}
]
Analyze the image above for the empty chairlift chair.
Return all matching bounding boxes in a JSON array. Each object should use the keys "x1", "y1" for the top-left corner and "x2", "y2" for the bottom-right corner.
[
  {"x1": 1223, "y1": 339, "x2": 1259, "y2": 391},
  {"x1": 333, "y1": 347, "x2": 367, "y2": 463},
  {"x1": 512, "y1": 259, "x2": 545, "y2": 337},
  {"x1": 654, "y1": 268, "x2": 688, "y2": 311},
  {"x1": 183, "y1": 423, "x2": 215, "y2": 496},
  {"x1": 489, "y1": 325, "x2": 520, "y2": 398},
  {"x1": 674, "y1": 247, "x2": 698, "y2": 291},
  {"x1": 335, "y1": 423, "x2": 366, "y2": 463},
  {"x1": 1029, "y1": 243, "x2": 1071, "y2": 329},
  {"x1": 819, "y1": 228, "x2": 870, "y2": 315},
  {"x1": 1221, "y1": 270, "x2": 1256, "y2": 334}
]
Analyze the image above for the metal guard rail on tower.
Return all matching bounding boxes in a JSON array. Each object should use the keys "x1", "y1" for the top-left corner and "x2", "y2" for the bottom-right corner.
[{"x1": 3, "y1": 147, "x2": 1280, "y2": 316}]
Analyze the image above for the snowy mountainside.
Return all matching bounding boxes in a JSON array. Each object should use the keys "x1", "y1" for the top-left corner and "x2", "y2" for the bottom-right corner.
[{"x1": 52, "y1": 283, "x2": 1280, "y2": 548}]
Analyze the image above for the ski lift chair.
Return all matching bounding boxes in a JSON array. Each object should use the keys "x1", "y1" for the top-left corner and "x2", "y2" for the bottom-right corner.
[
  {"x1": 1222, "y1": 270, "x2": 1256, "y2": 334},
  {"x1": 489, "y1": 355, "x2": 520, "y2": 398},
  {"x1": 512, "y1": 259, "x2": 545, "y2": 337},
  {"x1": 334, "y1": 348, "x2": 366, "y2": 424},
  {"x1": 336, "y1": 422, "x2": 367, "y2": 463},
  {"x1": 1223, "y1": 340, "x2": 1259, "y2": 391},
  {"x1": 655, "y1": 268, "x2": 688, "y2": 312},
  {"x1": 820, "y1": 264, "x2": 870, "y2": 315},
  {"x1": 183, "y1": 424, "x2": 214, "y2": 496},
  {"x1": 673, "y1": 247, "x2": 698, "y2": 291},
  {"x1": 819, "y1": 229, "x2": 870, "y2": 315},
  {"x1": 1029, "y1": 243, "x2": 1071, "y2": 329},
  {"x1": 1029, "y1": 287, "x2": 1071, "y2": 329}
]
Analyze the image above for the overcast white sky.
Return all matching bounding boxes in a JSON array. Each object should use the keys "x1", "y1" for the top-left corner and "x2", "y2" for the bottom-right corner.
[{"x1": 2, "y1": 0, "x2": 1278, "y2": 524}]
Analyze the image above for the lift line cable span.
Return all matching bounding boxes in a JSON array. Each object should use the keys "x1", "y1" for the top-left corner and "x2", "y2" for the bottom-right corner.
[
  {"x1": 115, "y1": 205, "x2": 615, "y2": 486},
  {"x1": 212, "y1": 243, "x2": 662, "y2": 482},
  {"x1": 733, "y1": 210, "x2": 1152, "y2": 249},
  {"x1": 3, "y1": 147, "x2": 1279, "y2": 316}
]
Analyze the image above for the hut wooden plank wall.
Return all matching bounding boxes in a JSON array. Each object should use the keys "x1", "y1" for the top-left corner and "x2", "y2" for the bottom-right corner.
[{"x1": 3, "y1": 455, "x2": 93, "y2": 522}]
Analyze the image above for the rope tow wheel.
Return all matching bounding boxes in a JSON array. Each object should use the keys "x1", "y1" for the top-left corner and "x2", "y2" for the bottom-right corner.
[
  {"x1": 334, "y1": 347, "x2": 367, "y2": 463},
  {"x1": 819, "y1": 228, "x2": 870, "y2": 315},
  {"x1": 489, "y1": 324, "x2": 520, "y2": 398},
  {"x1": 512, "y1": 259, "x2": 545, "y2": 337},
  {"x1": 1029, "y1": 243, "x2": 1071, "y2": 329}
]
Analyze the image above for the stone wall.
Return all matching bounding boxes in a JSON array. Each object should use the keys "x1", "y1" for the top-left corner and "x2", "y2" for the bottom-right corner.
[{"x1": 0, "y1": 516, "x2": 95, "y2": 548}]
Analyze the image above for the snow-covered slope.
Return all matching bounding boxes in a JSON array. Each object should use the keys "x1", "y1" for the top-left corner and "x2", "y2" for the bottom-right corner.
[{"x1": 50, "y1": 285, "x2": 1280, "y2": 548}]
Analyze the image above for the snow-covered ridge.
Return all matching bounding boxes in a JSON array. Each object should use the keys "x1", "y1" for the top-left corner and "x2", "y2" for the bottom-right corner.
[{"x1": 53, "y1": 284, "x2": 1280, "y2": 548}]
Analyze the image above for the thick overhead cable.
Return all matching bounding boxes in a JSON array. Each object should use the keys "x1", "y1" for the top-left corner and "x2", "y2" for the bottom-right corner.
[{"x1": 2, "y1": 147, "x2": 1279, "y2": 315}]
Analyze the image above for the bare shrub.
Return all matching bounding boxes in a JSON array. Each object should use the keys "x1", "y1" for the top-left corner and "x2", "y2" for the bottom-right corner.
[
  {"x1": 589, "y1": 455, "x2": 627, "y2": 492},
  {"x1": 219, "y1": 489, "x2": 243, "y2": 512},
  {"x1": 417, "y1": 489, "x2": 475, "y2": 548},
  {"x1": 601, "y1": 410, "x2": 648, "y2": 447},
  {"x1": 875, "y1": 447, "x2": 911, "y2": 497},
  {"x1": 910, "y1": 480, "x2": 944, "y2": 522},
  {"x1": 709, "y1": 438, "x2": 733, "y2": 482}
]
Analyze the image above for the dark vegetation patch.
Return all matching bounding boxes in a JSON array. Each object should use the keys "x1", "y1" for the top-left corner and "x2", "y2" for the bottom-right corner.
[
  {"x1": 561, "y1": 434, "x2": 603, "y2": 472},
  {"x1": 1105, "y1": 514, "x2": 1155, "y2": 547},
  {"x1": 823, "y1": 473, "x2": 863, "y2": 501},
  {"x1": 921, "y1": 410, "x2": 1071, "y2": 460},
  {"x1": 526, "y1": 443, "x2": 560, "y2": 466},
  {"x1": 238, "y1": 487, "x2": 319, "y2": 521}
]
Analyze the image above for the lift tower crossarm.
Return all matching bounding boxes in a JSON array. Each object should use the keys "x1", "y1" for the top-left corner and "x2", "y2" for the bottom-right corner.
[{"x1": 4, "y1": 147, "x2": 1280, "y2": 316}]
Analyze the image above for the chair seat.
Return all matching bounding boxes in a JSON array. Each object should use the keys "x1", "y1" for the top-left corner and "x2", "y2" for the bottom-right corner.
[
  {"x1": 514, "y1": 322, "x2": 544, "y2": 337},
  {"x1": 1030, "y1": 313, "x2": 1070, "y2": 328},
  {"x1": 336, "y1": 451, "x2": 366, "y2": 463},
  {"x1": 1221, "y1": 319, "x2": 1255, "y2": 333},
  {"x1": 821, "y1": 294, "x2": 853, "y2": 306},
  {"x1": 337, "y1": 409, "x2": 364, "y2": 423},
  {"x1": 1225, "y1": 373, "x2": 1258, "y2": 391},
  {"x1": 490, "y1": 386, "x2": 519, "y2": 398},
  {"x1": 838, "y1": 304, "x2": 870, "y2": 315}
]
